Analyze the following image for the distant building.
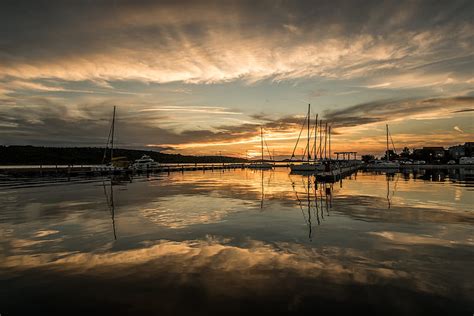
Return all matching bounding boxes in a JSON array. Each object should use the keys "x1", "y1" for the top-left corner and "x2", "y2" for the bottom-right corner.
[
  {"x1": 465, "y1": 142, "x2": 474, "y2": 157},
  {"x1": 447, "y1": 142, "x2": 474, "y2": 159},
  {"x1": 413, "y1": 148, "x2": 423, "y2": 159},
  {"x1": 413, "y1": 147, "x2": 445, "y2": 162},
  {"x1": 424, "y1": 147, "x2": 445, "y2": 159},
  {"x1": 448, "y1": 145, "x2": 465, "y2": 159}
]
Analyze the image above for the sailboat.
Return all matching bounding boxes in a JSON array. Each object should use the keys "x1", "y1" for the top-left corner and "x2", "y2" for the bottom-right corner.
[
  {"x1": 290, "y1": 104, "x2": 321, "y2": 172},
  {"x1": 367, "y1": 124, "x2": 400, "y2": 169},
  {"x1": 94, "y1": 106, "x2": 129, "y2": 171},
  {"x1": 249, "y1": 127, "x2": 273, "y2": 169}
]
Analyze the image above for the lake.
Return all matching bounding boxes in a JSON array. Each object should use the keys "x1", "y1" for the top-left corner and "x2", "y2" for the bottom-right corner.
[{"x1": 0, "y1": 168, "x2": 473, "y2": 315}]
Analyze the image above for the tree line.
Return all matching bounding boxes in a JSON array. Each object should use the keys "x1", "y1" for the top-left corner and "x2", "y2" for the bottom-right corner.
[{"x1": 0, "y1": 146, "x2": 247, "y2": 165}]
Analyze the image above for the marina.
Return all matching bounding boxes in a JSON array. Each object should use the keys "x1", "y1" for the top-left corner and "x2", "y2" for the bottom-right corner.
[{"x1": 1, "y1": 1, "x2": 473, "y2": 314}]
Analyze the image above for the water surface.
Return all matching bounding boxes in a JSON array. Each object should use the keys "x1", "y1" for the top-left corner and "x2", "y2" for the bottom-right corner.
[{"x1": 1, "y1": 168, "x2": 473, "y2": 315}]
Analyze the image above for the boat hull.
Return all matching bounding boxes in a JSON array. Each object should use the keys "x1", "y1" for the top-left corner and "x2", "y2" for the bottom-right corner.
[{"x1": 289, "y1": 163, "x2": 321, "y2": 172}]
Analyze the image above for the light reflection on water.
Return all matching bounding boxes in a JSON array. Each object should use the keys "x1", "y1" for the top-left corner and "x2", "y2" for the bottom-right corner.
[{"x1": 0, "y1": 168, "x2": 473, "y2": 315}]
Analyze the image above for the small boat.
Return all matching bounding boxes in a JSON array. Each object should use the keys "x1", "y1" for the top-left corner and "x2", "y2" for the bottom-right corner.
[
  {"x1": 366, "y1": 124, "x2": 400, "y2": 169},
  {"x1": 249, "y1": 127, "x2": 273, "y2": 169},
  {"x1": 131, "y1": 155, "x2": 160, "y2": 170}
]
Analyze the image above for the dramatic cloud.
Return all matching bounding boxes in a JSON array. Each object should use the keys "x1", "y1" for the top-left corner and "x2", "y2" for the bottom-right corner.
[
  {"x1": 0, "y1": 1, "x2": 473, "y2": 87},
  {"x1": 0, "y1": 1, "x2": 473, "y2": 154},
  {"x1": 1, "y1": 95, "x2": 471, "y2": 155},
  {"x1": 323, "y1": 96, "x2": 474, "y2": 128}
]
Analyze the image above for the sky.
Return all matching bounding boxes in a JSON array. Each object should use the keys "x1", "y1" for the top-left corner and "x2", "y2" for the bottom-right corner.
[{"x1": 0, "y1": 0, "x2": 473, "y2": 158}]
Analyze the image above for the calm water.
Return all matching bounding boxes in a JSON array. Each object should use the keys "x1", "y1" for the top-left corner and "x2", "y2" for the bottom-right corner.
[{"x1": 1, "y1": 168, "x2": 473, "y2": 315}]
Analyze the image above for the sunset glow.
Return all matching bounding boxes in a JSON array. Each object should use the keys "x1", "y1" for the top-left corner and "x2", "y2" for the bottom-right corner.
[{"x1": 1, "y1": 0, "x2": 472, "y2": 157}]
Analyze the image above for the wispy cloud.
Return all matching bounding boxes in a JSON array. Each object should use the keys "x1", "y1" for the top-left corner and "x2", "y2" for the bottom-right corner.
[
  {"x1": 138, "y1": 106, "x2": 241, "y2": 115},
  {"x1": 323, "y1": 97, "x2": 474, "y2": 128},
  {"x1": 0, "y1": 1, "x2": 472, "y2": 90},
  {"x1": 454, "y1": 126, "x2": 464, "y2": 133},
  {"x1": 1, "y1": 1, "x2": 473, "y2": 155}
]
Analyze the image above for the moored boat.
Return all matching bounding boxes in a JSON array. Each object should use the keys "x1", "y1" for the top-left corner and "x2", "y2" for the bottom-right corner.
[
  {"x1": 94, "y1": 106, "x2": 130, "y2": 172},
  {"x1": 131, "y1": 155, "x2": 160, "y2": 170},
  {"x1": 248, "y1": 127, "x2": 273, "y2": 169},
  {"x1": 289, "y1": 104, "x2": 321, "y2": 173},
  {"x1": 366, "y1": 124, "x2": 400, "y2": 170}
]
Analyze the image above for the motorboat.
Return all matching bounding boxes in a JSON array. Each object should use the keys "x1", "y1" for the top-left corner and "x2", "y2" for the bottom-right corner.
[{"x1": 131, "y1": 155, "x2": 160, "y2": 170}]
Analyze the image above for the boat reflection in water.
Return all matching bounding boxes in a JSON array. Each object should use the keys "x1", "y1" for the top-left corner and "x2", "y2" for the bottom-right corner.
[
  {"x1": 0, "y1": 168, "x2": 473, "y2": 315},
  {"x1": 101, "y1": 174, "x2": 132, "y2": 240},
  {"x1": 289, "y1": 174, "x2": 333, "y2": 241}
]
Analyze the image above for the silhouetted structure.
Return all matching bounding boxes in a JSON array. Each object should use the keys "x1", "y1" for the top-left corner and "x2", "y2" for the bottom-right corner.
[
  {"x1": 413, "y1": 147, "x2": 445, "y2": 162},
  {"x1": 448, "y1": 145, "x2": 465, "y2": 159}
]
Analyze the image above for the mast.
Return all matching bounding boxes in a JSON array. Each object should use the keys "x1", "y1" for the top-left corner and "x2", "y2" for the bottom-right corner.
[
  {"x1": 261, "y1": 127, "x2": 264, "y2": 163},
  {"x1": 307, "y1": 104, "x2": 310, "y2": 162},
  {"x1": 319, "y1": 119, "x2": 323, "y2": 160},
  {"x1": 110, "y1": 106, "x2": 116, "y2": 162},
  {"x1": 386, "y1": 124, "x2": 389, "y2": 162},
  {"x1": 324, "y1": 122, "x2": 328, "y2": 160},
  {"x1": 329, "y1": 125, "x2": 331, "y2": 162},
  {"x1": 314, "y1": 114, "x2": 318, "y2": 162}
]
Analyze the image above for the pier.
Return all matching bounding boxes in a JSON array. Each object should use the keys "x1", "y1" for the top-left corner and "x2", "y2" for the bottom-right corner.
[
  {"x1": 3, "y1": 161, "x2": 469, "y2": 183},
  {"x1": 0, "y1": 163, "x2": 249, "y2": 178}
]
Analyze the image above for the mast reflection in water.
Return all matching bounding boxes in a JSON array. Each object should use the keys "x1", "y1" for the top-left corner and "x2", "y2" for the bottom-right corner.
[{"x1": 0, "y1": 168, "x2": 472, "y2": 315}]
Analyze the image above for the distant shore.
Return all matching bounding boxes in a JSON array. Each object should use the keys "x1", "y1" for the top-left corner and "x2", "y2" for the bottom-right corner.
[{"x1": 0, "y1": 145, "x2": 248, "y2": 165}]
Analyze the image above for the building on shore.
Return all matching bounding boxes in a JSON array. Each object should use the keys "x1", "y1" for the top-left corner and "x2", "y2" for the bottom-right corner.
[
  {"x1": 448, "y1": 145, "x2": 465, "y2": 159},
  {"x1": 413, "y1": 147, "x2": 445, "y2": 162},
  {"x1": 447, "y1": 142, "x2": 474, "y2": 159},
  {"x1": 464, "y1": 142, "x2": 474, "y2": 157}
]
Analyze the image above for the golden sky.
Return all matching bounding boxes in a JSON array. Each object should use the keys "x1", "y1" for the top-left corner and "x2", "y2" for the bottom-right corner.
[{"x1": 0, "y1": 0, "x2": 473, "y2": 157}]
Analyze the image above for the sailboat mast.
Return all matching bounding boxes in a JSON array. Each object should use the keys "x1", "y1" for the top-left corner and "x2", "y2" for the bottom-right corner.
[
  {"x1": 386, "y1": 124, "x2": 389, "y2": 162},
  {"x1": 307, "y1": 104, "x2": 310, "y2": 162},
  {"x1": 261, "y1": 127, "x2": 264, "y2": 163},
  {"x1": 314, "y1": 114, "x2": 318, "y2": 162},
  {"x1": 329, "y1": 125, "x2": 331, "y2": 161},
  {"x1": 324, "y1": 122, "x2": 328, "y2": 160},
  {"x1": 110, "y1": 106, "x2": 116, "y2": 162},
  {"x1": 319, "y1": 119, "x2": 323, "y2": 160}
]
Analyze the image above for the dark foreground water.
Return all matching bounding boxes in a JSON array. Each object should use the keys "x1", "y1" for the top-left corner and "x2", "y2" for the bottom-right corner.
[{"x1": 0, "y1": 168, "x2": 473, "y2": 315}]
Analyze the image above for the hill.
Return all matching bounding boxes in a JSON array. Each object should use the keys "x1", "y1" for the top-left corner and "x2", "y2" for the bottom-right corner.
[{"x1": 0, "y1": 146, "x2": 247, "y2": 165}]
